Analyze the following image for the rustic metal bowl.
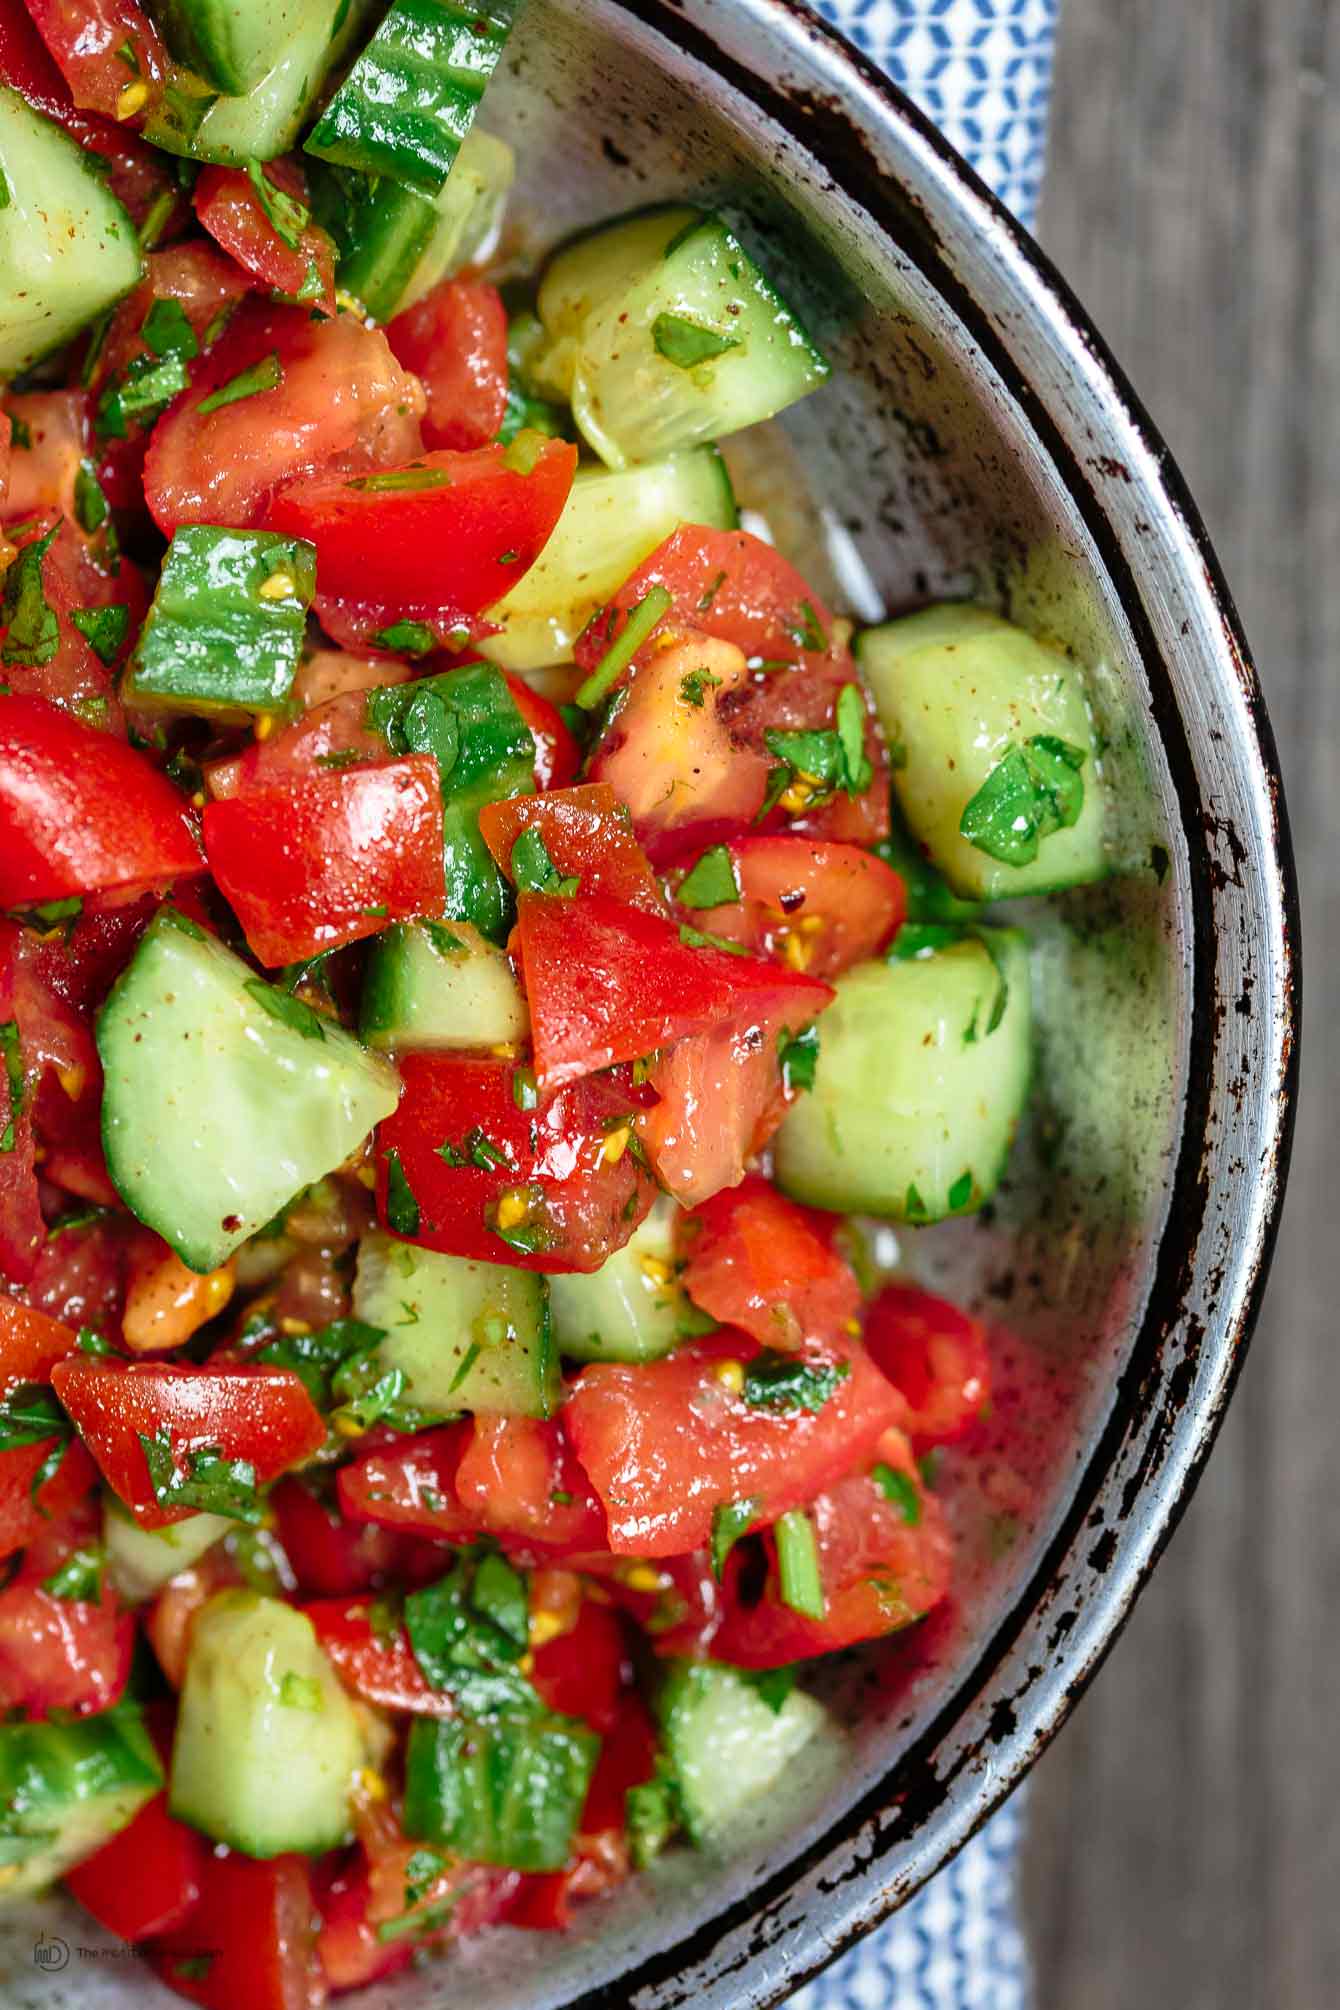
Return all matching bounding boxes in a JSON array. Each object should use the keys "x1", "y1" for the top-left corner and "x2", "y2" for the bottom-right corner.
[{"x1": 0, "y1": 1, "x2": 1298, "y2": 2005}]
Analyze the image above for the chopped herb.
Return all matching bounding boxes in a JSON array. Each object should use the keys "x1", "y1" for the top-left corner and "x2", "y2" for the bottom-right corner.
[
  {"x1": 888, "y1": 922, "x2": 965, "y2": 961},
  {"x1": 372, "y1": 618, "x2": 436, "y2": 656},
  {"x1": 791, "y1": 599, "x2": 827, "y2": 653},
  {"x1": 256, "y1": 1317, "x2": 387, "y2": 1410},
  {"x1": 44, "y1": 1207, "x2": 104, "y2": 1244},
  {"x1": 774, "y1": 1507, "x2": 825, "y2": 1620},
  {"x1": 195, "y1": 352, "x2": 283, "y2": 417},
  {"x1": 404, "y1": 1549, "x2": 540, "y2": 1717},
  {"x1": 362, "y1": 903, "x2": 389, "y2": 918},
  {"x1": 244, "y1": 978, "x2": 326, "y2": 1042},
  {"x1": 678, "y1": 922, "x2": 750, "y2": 958},
  {"x1": 675, "y1": 844, "x2": 739, "y2": 909},
  {"x1": 69, "y1": 603, "x2": 129, "y2": 666},
  {"x1": 710, "y1": 1496, "x2": 757, "y2": 1581},
  {"x1": 764, "y1": 699, "x2": 872, "y2": 804},
  {"x1": 384, "y1": 1148, "x2": 421, "y2": 1236},
  {"x1": 174, "y1": 1956, "x2": 215, "y2": 1983},
  {"x1": 959, "y1": 735, "x2": 1087, "y2": 866},
  {"x1": 422, "y1": 921, "x2": 466, "y2": 957},
  {"x1": 742, "y1": 1352, "x2": 850, "y2": 1413},
  {"x1": 497, "y1": 548, "x2": 519, "y2": 564},
  {"x1": 245, "y1": 159, "x2": 310, "y2": 250},
  {"x1": 279, "y1": 1670, "x2": 323, "y2": 1712},
  {"x1": 678, "y1": 665, "x2": 723, "y2": 708},
  {"x1": 96, "y1": 348, "x2": 193, "y2": 437},
  {"x1": 835, "y1": 683, "x2": 870, "y2": 787},
  {"x1": 549, "y1": 1488, "x2": 573, "y2": 1508},
  {"x1": 278, "y1": 947, "x2": 336, "y2": 996},
  {"x1": 574, "y1": 585, "x2": 672, "y2": 711},
  {"x1": 73, "y1": 460, "x2": 110, "y2": 535},
  {"x1": 947, "y1": 1168, "x2": 974, "y2": 1211},
  {"x1": 779, "y1": 1021, "x2": 820, "y2": 1095},
  {"x1": 314, "y1": 748, "x2": 366, "y2": 770},
  {"x1": 1, "y1": 523, "x2": 60, "y2": 668},
  {"x1": 448, "y1": 1339, "x2": 482, "y2": 1393},
  {"x1": 755, "y1": 762, "x2": 792, "y2": 821},
  {"x1": 488, "y1": 1186, "x2": 552, "y2": 1256},
  {"x1": 139, "y1": 1430, "x2": 263, "y2": 1524},
  {"x1": 6, "y1": 413, "x2": 31, "y2": 450},
  {"x1": 141, "y1": 297, "x2": 198, "y2": 363},
  {"x1": 510, "y1": 827, "x2": 578, "y2": 897},
  {"x1": 329, "y1": 1349, "x2": 411, "y2": 1436},
  {"x1": 697, "y1": 569, "x2": 727, "y2": 611},
  {"x1": 904, "y1": 1182, "x2": 929, "y2": 1220},
  {"x1": 42, "y1": 1543, "x2": 105, "y2": 1603},
  {"x1": 871, "y1": 1462, "x2": 921, "y2": 1525},
  {"x1": 744, "y1": 1664, "x2": 799, "y2": 1713},
  {"x1": 651, "y1": 312, "x2": 742, "y2": 368},
  {"x1": 76, "y1": 1326, "x2": 115, "y2": 1354},
  {"x1": 8, "y1": 895, "x2": 82, "y2": 938},
  {"x1": 0, "y1": 1386, "x2": 69, "y2": 1455},
  {"x1": 511, "y1": 1065, "x2": 539, "y2": 1111},
  {"x1": 346, "y1": 466, "x2": 451, "y2": 493},
  {"x1": 626, "y1": 1776, "x2": 679, "y2": 1867},
  {"x1": 0, "y1": 1016, "x2": 24, "y2": 1150}
]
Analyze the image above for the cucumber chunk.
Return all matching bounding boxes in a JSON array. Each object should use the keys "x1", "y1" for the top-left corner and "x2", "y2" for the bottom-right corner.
[
  {"x1": 657, "y1": 1660, "x2": 827, "y2": 1853},
  {"x1": 856, "y1": 606, "x2": 1111, "y2": 900},
  {"x1": 125, "y1": 526, "x2": 316, "y2": 720},
  {"x1": 147, "y1": 0, "x2": 312, "y2": 95},
  {"x1": 104, "y1": 1492, "x2": 230, "y2": 1604},
  {"x1": 773, "y1": 929, "x2": 1032, "y2": 1222},
  {"x1": 0, "y1": 87, "x2": 139, "y2": 378},
  {"x1": 0, "y1": 1711, "x2": 161, "y2": 1896},
  {"x1": 549, "y1": 1196, "x2": 708, "y2": 1364},
  {"x1": 534, "y1": 207, "x2": 830, "y2": 469},
  {"x1": 478, "y1": 448, "x2": 737, "y2": 673},
  {"x1": 170, "y1": 1590, "x2": 363, "y2": 1857},
  {"x1": 360, "y1": 918, "x2": 528, "y2": 1054},
  {"x1": 353, "y1": 1227, "x2": 557, "y2": 1417},
  {"x1": 403, "y1": 1713, "x2": 598, "y2": 1871},
  {"x1": 97, "y1": 910, "x2": 399, "y2": 1274}
]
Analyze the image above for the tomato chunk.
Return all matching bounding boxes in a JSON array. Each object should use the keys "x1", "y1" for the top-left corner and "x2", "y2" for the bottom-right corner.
[
  {"x1": 565, "y1": 1330, "x2": 906, "y2": 1555},
  {"x1": 375, "y1": 1054, "x2": 657, "y2": 1273},
  {"x1": 194, "y1": 159, "x2": 337, "y2": 316},
  {"x1": 529, "y1": 1596, "x2": 626, "y2": 1735},
  {"x1": 0, "y1": 1510, "x2": 133, "y2": 1717},
  {"x1": 479, "y1": 784, "x2": 663, "y2": 913},
  {"x1": 147, "y1": 1852, "x2": 327, "y2": 2010},
  {"x1": 337, "y1": 1423, "x2": 474, "y2": 1538},
  {"x1": 3, "y1": 388, "x2": 88, "y2": 520},
  {"x1": 669, "y1": 834, "x2": 904, "y2": 979},
  {"x1": 204, "y1": 755, "x2": 446, "y2": 966},
  {"x1": 0, "y1": 515, "x2": 145, "y2": 723},
  {"x1": 270, "y1": 1476, "x2": 406, "y2": 1597},
  {"x1": 51, "y1": 1358, "x2": 327, "y2": 1528},
  {"x1": 0, "y1": 1292, "x2": 80, "y2": 1388},
  {"x1": 67, "y1": 1789, "x2": 206, "y2": 1942},
  {"x1": 864, "y1": 1283, "x2": 992, "y2": 1446},
  {"x1": 500, "y1": 674, "x2": 580, "y2": 792},
  {"x1": 454, "y1": 1414, "x2": 609, "y2": 1559},
  {"x1": 24, "y1": 0, "x2": 169, "y2": 121},
  {"x1": 0, "y1": 1436, "x2": 98, "y2": 1562},
  {"x1": 304, "y1": 1594, "x2": 453, "y2": 1717},
  {"x1": 386, "y1": 279, "x2": 510, "y2": 450},
  {"x1": 679, "y1": 1175, "x2": 861, "y2": 1349}
]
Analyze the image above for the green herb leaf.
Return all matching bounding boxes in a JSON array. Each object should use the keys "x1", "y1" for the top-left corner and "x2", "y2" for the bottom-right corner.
[
  {"x1": 1, "y1": 524, "x2": 60, "y2": 667},
  {"x1": 510, "y1": 828, "x2": 578, "y2": 897},
  {"x1": 6, "y1": 413, "x2": 31, "y2": 449},
  {"x1": 470, "y1": 1552, "x2": 529, "y2": 1650},
  {"x1": 423, "y1": 921, "x2": 467, "y2": 958},
  {"x1": 744, "y1": 1664, "x2": 800, "y2": 1713},
  {"x1": 245, "y1": 159, "x2": 310, "y2": 250},
  {"x1": 384, "y1": 1148, "x2": 421, "y2": 1236},
  {"x1": 790, "y1": 599, "x2": 827, "y2": 653},
  {"x1": 257, "y1": 1318, "x2": 387, "y2": 1410},
  {"x1": 346, "y1": 466, "x2": 451, "y2": 493},
  {"x1": 41, "y1": 1544, "x2": 104, "y2": 1602},
  {"x1": 676, "y1": 845, "x2": 740, "y2": 910},
  {"x1": 651, "y1": 312, "x2": 742, "y2": 369},
  {"x1": 73, "y1": 461, "x2": 109, "y2": 535},
  {"x1": 372, "y1": 619, "x2": 437, "y2": 656},
  {"x1": 677, "y1": 922, "x2": 750, "y2": 958},
  {"x1": 774, "y1": 1507, "x2": 825, "y2": 1620},
  {"x1": 196, "y1": 352, "x2": 283, "y2": 417},
  {"x1": 871, "y1": 1462, "x2": 921, "y2": 1525},
  {"x1": 404, "y1": 1550, "x2": 540, "y2": 1717},
  {"x1": 778, "y1": 1021, "x2": 820, "y2": 1095},
  {"x1": 741, "y1": 1352, "x2": 850, "y2": 1413},
  {"x1": 76, "y1": 1326, "x2": 115, "y2": 1354},
  {"x1": 574, "y1": 585, "x2": 672, "y2": 712},
  {"x1": 141, "y1": 297, "x2": 198, "y2": 363},
  {"x1": 0, "y1": 1385, "x2": 69, "y2": 1454},
  {"x1": 959, "y1": 734, "x2": 1087, "y2": 866},
  {"x1": 710, "y1": 1496, "x2": 758, "y2": 1581},
  {"x1": 69, "y1": 603, "x2": 129, "y2": 667},
  {"x1": 835, "y1": 683, "x2": 873, "y2": 792},
  {"x1": 511, "y1": 1065, "x2": 539, "y2": 1111},
  {"x1": 243, "y1": 978, "x2": 326, "y2": 1042},
  {"x1": 138, "y1": 1430, "x2": 263, "y2": 1524},
  {"x1": 0, "y1": 1016, "x2": 25, "y2": 1152},
  {"x1": 946, "y1": 1168, "x2": 974, "y2": 1211},
  {"x1": 678, "y1": 665, "x2": 723, "y2": 708}
]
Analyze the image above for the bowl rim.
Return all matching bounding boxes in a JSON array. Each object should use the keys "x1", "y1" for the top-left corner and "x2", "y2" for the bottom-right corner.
[{"x1": 553, "y1": 0, "x2": 1301, "y2": 2003}]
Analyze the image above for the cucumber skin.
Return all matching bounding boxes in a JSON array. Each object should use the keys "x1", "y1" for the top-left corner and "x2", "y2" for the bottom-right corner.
[
  {"x1": 147, "y1": 0, "x2": 307, "y2": 95},
  {"x1": 359, "y1": 920, "x2": 528, "y2": 1053},
  {"x1": 773, "y1": 931, "x2": 1033, "y2": 1222},
  {"x1": 548, "y1": 1197, "x2": 708, "y2": 1364},
  {"x1": 0, "y1": 1711, "x2": 162, "y2": 1895},
  {"x1": 127, "y1": 525, "x2": 316, "y2": 719},
  {"x1": 103, "y1": 1492, "x2": 230, "y2": 1604},
  {"x1": 657, "y1": 1660, "x2": 826, "y2": 1852}
]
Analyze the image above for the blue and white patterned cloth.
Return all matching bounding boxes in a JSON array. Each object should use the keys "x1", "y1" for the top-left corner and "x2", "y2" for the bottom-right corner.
[{"x1": 786, "y1": 5, "x2": 1060, "y2": 2001}]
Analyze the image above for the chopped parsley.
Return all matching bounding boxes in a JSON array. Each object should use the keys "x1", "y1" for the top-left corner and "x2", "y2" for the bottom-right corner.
[
  {"x1": 245, "y1": 159, "x2": 310, "y2": 249},
  {"x1": 69, "y1": 603, "x2": 129, "y2": 666},
  {"x1": 138, "y1": 1431, "x2": 264, "y2": 1524},
  {"x1": 651, "y1": 312, "x2": 742, "y2": 369},
  {"x1": 675, "y1": 844, "x2": 739, "y2": 909},
  {"x1": 243, "y1": 978, "x2": 327, "y2": 1041},
  {"x1": 741, "y1": 1351, "x2": 850, "y2": 1414},
  {"x1": 383, "y1": 1148, "x2": 421, "y2": 1236},
  {"x1": 778, "y1": 1021, "x2": 820, "y2": 1094},
  {"x1": 1, "y1": 524, "x2": 60, "y2": 667},
  {"x1": 510, "y1": 827, "x2": 578, "y2": 897},
  {"x1": 871, "y1": 1462, "x2": 921, "y2": 1525},
  {"x1": 710, "y1": 1496, "x2": 758, "y2": 1581},
  {"x1": 196, "y1": 351, "x2": 284, "y2": 417},
  {"x1": 959, "y1": 735, "x2": 1087, "y2": 866}
]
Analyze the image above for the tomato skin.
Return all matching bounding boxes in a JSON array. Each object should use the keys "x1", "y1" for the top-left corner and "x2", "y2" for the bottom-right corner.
[
  {"x1": 500, "y1": 673, "x2": 580, "y2": 792},
  {"x1": 376, "y1": 1054, "x2": 657, "y2": 1274},
  {"x1": 565, "y1": 1329, "x2": 907, "y2": 1556},
  {"x1": 517, "y1": 890, "x2": 833, "y2": 1094},
  {"x1": 336, "y1": 1423, "x2": 474, "y2": 1540},
  {"x1": 316, "y1": 1860, "x2": 414, "y2": 1992},
  {"x1": 204, "y1": 681, "x2": 408, "y2": 801},
  {"x1": 386, "y1": 278, "x2": 509, "y2": 450},
  {"x1": 454, "y1": 1415, "x2": 609, "y2": 1559},
  {"x1": 3, "y1": 388, "x2": 88, "y2": 519},
  {"x1": 0, "y1": 1436, "x2": 98, "y2": 1561},
  {"x1": 144, "y1": 302, "x2": 425, "y2": 533},
  {"x1": 194, "y1": 159, "x2": 337, "y2": 315},
  {"x1": 530, "y1": 1597, "x2": 626, "y2": 1735},
  {"x1": 24, "y1": 0, "x2": 169, "y2": 120},
  {"x1": 204, "y1": 754, "x2": 446, "y2": 967},
  {"x1": 67, "y1": 1790, "x2": 205, "y2": 1942},
  {"x1": 670, "y1": 835, "x2": 904, "y2": 980},
  {"x1": 0, "y1": 694, "x2": 203, "y2": 906},
  {"x1": 147, "y1": 1852, "x2": 328, "y2": 2010},
  {"x1": 864, "y1": 1283, "x2": 992, "y2": 1447},
  {"x1": 679, "y1": 1175, "x2": 861, "y2": 1350},
  {"x1": 0, "y1": 1511, "x2": 133, "y2": 1717},
  {"x1": 263, "y1": 439, "x2": 578, "y2": 624},
  {"x1": 304, "y1": 1594, "x2": 453, "y2": 1717},
  {"x1": 0, "y1": 514, "x2": 139, "y2": 723},
  {"x1": 0, "y1": 1292, "x2": 80, "y2": 1388},
  {"x1": 271, "y1": 1476, "x2": 406, "y2": 1597},
  {"x1": 50, "y1": 1358, "x2": 328, "y2": 1529},
  {"x1": 479, "y1": 784, "x2": 663, "y2": 913}
]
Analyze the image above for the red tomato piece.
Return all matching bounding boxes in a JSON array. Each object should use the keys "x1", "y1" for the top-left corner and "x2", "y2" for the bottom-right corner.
[
  {"x1": 263, "y1": 438, "x2": 577, "y2": 626},
  {"x1": 336, "y1": 1422, "x2": 475, "y2": 1540},
  {"x1": 204, "y1": 682, "x2": 407, "y2": 801},
  {"x1": 679, "y1": 1174, "x2": 861, "y2": 1350},
  {"x1": 321, "y1": 1798, "x2": 520, "y2": 1984},
  {"x1": 0, "y1": 1509, "x2": 134, "y2": 1716},
  {"x1": 67, "y1": 1790, "x2": 205, "y2": 1942},
  {"x1": 0, "y1": 1436, "x2": 98, "y2": 1562},
  {"x1": 386, "y1": 278, "x2": 510, "y2": 450},
  {"x1": 0, "y1": 694, "x2": 202, "y2": 906},
  {"x1": 669, "y1": 834, "x2": 904, "y2": 980},
  {"x1": 50, "y1": 1358, "x2": 328, "y2": 1529},
  {"x1": 3, "y1": 389, "x2": 88, "y2": 520},
  {"x1": 88, "y1": 244, "x2": 253, "y2": 402},
  {"x1": 24, "y1": 0, "x2": 169, "y2": 120},
  {"x1": 375, "y1": 1054, "x2": 657, "y2": 1274},
  {"x1": 501, "y1": 673, "x2": 580, "y2": 792},
  {"x1": 454, "y1": 1414, "x2": 609, "y2": 1560},
  {"x1": 565, "y1": 1329, "x2": 906, "y2": 1555},
  {"x1": 203, "y1": 754, "x2": 445, "y2": 966},
  {"x1": 517, "y1": 890, "x2": 833, "y2": 1093},
  {"x1": 0, "y1": 919, "x2": 45, "y2": 1284},
  {"x1": 270, "y1": 1476, "x2": 406, "y2": 1597},
  {"x1": 714, "y1": 1443, "x2": 953, "y2": 1666},
  {"x1": 304, "y1": 1594, "x2": 453, "y2": 1717},
  {"x1": 0, "y1": 514, "x2": 142, "y2": 723},
  {"x1": 864, "y1": 1282, "x2": 992, "y2": 1446},
  {"x1": 0, "y1": 1291, "x2": 80, "y2": 1388},
  {"x1": 530, "y1": 1597, "x2": 626, "y2": 1735},
  {"x1": 27, "y1": 888, "x2": 160, "y2": 1015},
  {"x1": 194, "y1": 160, "x2": 337, "y2": 316},
  {"x1": 316, "y1": 1859, "x2": 414, "y2": 1993},
  {"x1": 147, "y1": 1852, "x2": 327, "y2": 2010},
  {"x1": 144, "y1": 301, "x2": 425, "y2": 533},
  {"x1": 478, "y1": 784, "x2": 664, "y2": 913}
]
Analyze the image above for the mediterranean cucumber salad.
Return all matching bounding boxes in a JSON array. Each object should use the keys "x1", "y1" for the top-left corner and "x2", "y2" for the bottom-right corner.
[{"x1": 0, "y1": 0, "x2": 1111, "y2": 2000}]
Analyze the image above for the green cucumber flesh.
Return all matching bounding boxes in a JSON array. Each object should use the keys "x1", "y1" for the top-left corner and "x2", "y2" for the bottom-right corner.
[
  {"x1": 146, "y1": 0, "x2": 313, "y2": 95},
  {"x1": 478, "y1": 447, "x2": 737, "y2": 672},
  {"x1": 97, "y1": 910, "x2": 399, "y2": 1274},
  {"x1": 533, "y1": 206, "x2": 701, "y2": 398},
  {"x1": 126, "y1": 526, "x2": 316, "y2": 719},
  {"x1": 856, "y1": 605, "x2": 1111, "y2": 900},
  {"x1": 773, "y1": 930, "x2": 1032, "y2": 1222},
  {"x1": 0, "y1": 1711, "x2": 161, "y2": 1896},
  {"x1": 353, "y1": 1227, "x2": 557, "y2": 1417},
  {"x1": 360, "y1": 918, "x2": 528, "y2": 1053},
  {"x1": 657, "y1": 1660, "x2": 827, "y2": 1853},
  {"x1": 170, "y1": 1589, "x2": 364, "y2": 1856},
  {"x1": 0, "y1": 87, "x2": 139, "y2": 378},
  {"x1": 104, "y1": 1491, "x2": 230, "y2": 1604},
  {"x1": 549, "y1": 1196, "x2": 708, "y2": 1364}
]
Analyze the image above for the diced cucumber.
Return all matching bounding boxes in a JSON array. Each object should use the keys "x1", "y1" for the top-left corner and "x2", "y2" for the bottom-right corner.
[
  {"x1": 549, "y1": 1197, "x2": 707, "y2": 1364},
  {"x1": 478, "y1": 448, "x2": 737, "y2": 673},
  {"x1": 147, "y1": 0, "x2": 312, "y2": 95},
  {"x1": 305, "y1": 0, "x2": 515, "y2": 199},
  {"x1": 0, "y1": 1711, "x2": 161, "y2": 1897},
  {"x1": 352, "y1": 1227, "x2": 557, "y2": 1417},
  {"x1": 533, "y1": 207, "x2": 830, "y2": 469},
  {"x1": 125, "y1": 526, "x2": 316, "y2": 720},
  {"x1": 0, "y1": 87, "x2": 139, "y2": 379},
  {"x1": 104, "y1": 1492, "x2": 230, "y2": 1604},
  {"x1": 403, "y1": 1712, "x2": 598, "y2": 1872},
  {"x1": 144, "y1": 0, "x2": 382, "y2": 165},
  {"x1": 855, "y1": 606, "x2": 1111, "y2": 900},
  {"x1": 97, "y1": 910, "x2": 399, "y2": 1274},
  {"x1": 170, "y1": 1590, "x2": 363, "y2": 1857},
  {"x1": 657, "y1": 1660, "x2": 827, "y2": 1853},
  {"x1": 875, "y1": 795, "x2": 984, "y2": 925},
  {"x1": 360, "y1": 918, "x2": 527, "y2": 1054},
  {"x1": 773, "y1": 930, "x2": 1032, "y2": 1222}
]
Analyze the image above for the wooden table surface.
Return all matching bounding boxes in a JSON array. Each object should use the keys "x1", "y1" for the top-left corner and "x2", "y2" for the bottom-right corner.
[{"x1": 1021, "y1": 2, "x2": 1335, "y2": 2005}]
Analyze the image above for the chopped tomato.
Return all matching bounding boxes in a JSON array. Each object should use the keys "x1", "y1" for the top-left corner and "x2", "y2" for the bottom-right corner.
[
  {"x1": 0, "y1": 693, "x2": 202, "y2": 907},
  {"x1": 203, "y1": 754, "x2": 446, "y2": 966},
  {"x1": 304, "y1": 1594, "x2": 453, "y2": 1717},
  {"x1": 0, "y1": 514, "x2": 145, "y2": 722},
  {"x1": 0, "y1": 1436, "x2": 98, "y2": 1561},
  {"x1": 516, "y1": 890, "x2": 832, "y2": 1093},
  {"x1": 263, "y1": 438, "x2": 578, "y2": 629},
  {"x1": 67, "y1": 1790, "x2": 205, "y2": 1942},
  {"x1": 271, "y1": 1476, "x2": 406, "y2": 1597},
  {"x1": 386, "y1": 278, "x2": 510, "y2": 450},
  {"x1": 148, "y1": 1852, "x2": 328, "y2": 2010},
  {"x1": 50, "y1": 1357, "x2": 327, "y2": 1528},
  {"x1": 316, "y1": 1859, "x2": 414, "y2": 1993},
  {"x1": 669, "y1": 834, "x2": 903, "y2": 979},
  {"x1": 194, "y1": 160, "x2": 337, "y2": 316},
  {"x1": 23, "y1": 1211, "x2": 127, "y2": 1332},
  {"x1": 0, "y1": 919, "x2": 46, "y2": 1283},
  {"x1": 203, "y1": 683, "x2": 406, "y2": 801},
  {"x1": 454, "y1": 1414, "x2": 609, "y2": 1559},
  {"x1": 510, "y1": 1686, "x2": 655, "y2": 1931},
  {"x1": 336, "y1": 1423, "x2": 474, "y2": 1540},
  {"x1": 145, "y1": 1551, "x2": 240, "y2": 1689},
  {"x1": 679, "y1": 1175, "x2": 861, "y2": 1349},
  {"x1": 144, "y1": 302, "x2": 425, "y2": 533},
  {"x1": 565, "y1": 1329, "x2": 906, "y2": 1555},
  {"x1": 0, "y1": 1291, "x2": 80, "y2": 1387},
  {"x1": 714, "y1": 1443, "x2": 952, "y2": 1666},
  {"x1": 479, "y1": 784, "x2": 663, "y2": 913},
  {"x1": 501, "y1": 673, "x2": 580, "y2": 792},
  {"x1": 3, "y1": 389, "x2": 88, "y2": 520},
  {"x1": 529, "y1": 1596, "x2": 626, "y2": 1734},
  {"x1": 89, "y1": 243, "x2": 253, "y2": 402},
  {"x1": 27, "y1": 889, "x2": 160, "y2": 1014},
  {"x1": 24, "y1": 0, "x2": 169, "y2": 121},
  {"x1": 375, "y1": 1054, "x2": 657, "y2": 1274},
  {"x1": 0, "y1": 1511, "x2": 133, "y2": 1717},
  {"x1": 864, "y1": 1283, "x2": 992, "y2": 1446}
]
